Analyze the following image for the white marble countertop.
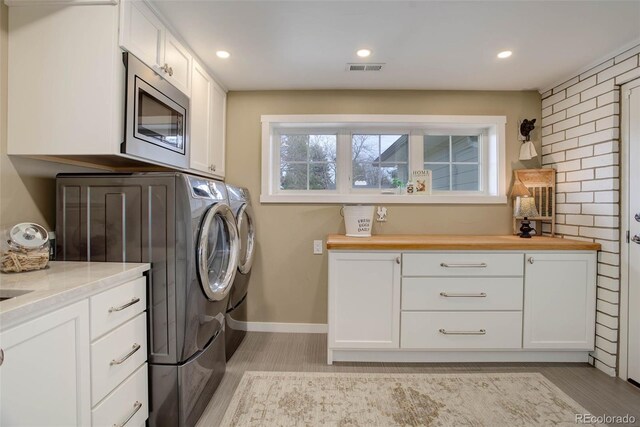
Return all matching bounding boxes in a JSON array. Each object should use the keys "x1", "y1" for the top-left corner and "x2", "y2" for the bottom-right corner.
[{"x1": 0, "y1": 261, "x2": 150, "y2": 330}]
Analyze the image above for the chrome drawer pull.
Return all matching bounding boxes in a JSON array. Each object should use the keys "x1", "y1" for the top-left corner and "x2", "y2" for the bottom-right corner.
[
  {"x1": 110, "y1": 343, "x2": 141, "y2": 366},
  {"x1": 109, "y1": 297, "x2": 141, "y2": 313},
  {"x1": 113, "y1": 401, "x2": 142, "y2": 427},
  {"x1": 439, "y1": 329, "x2": 486, "y2": 335},
  {"x1": 440, "y1": 262, "x2": 487, "y2": 268},
  {"x1": 439, "y1": 292, "x2": 487, "y2": 298}
]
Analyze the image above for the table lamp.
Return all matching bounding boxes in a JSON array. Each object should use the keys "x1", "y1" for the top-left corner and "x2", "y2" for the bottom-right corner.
[{"x1": 511, "y1": 179, "x2": 539, "y2": 238}]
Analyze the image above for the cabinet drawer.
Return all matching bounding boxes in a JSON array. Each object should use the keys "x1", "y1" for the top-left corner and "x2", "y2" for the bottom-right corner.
[
  {"x1": 402, "y1": 277, "x2": 523, "y2": 311},
  {"x1": 402, "y1": 253, "x2": 523, "y2": 277},
  {"x1": 401, "y1": 311, "x2": 522, "y2": 349},
  {"x1": 90, "y1": 276, "x2": 146, "y2": 339},
  {"x1": 92, "y1": 364, "x2": 148, "y2": 427},
  {"x1": 91, "y1": 313, "x2": 147, "y2": 405}
]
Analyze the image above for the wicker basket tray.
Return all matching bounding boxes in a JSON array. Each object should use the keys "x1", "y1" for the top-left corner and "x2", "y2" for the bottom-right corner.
[{"x1": 0, "y1": 247, "x2": 49, "y2": 273}]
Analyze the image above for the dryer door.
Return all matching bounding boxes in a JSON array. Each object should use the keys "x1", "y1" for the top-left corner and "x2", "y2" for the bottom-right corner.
[
  {"x1": 236, "y1": 203, "x2": 256, "y2": 274},
  {"x1": 197, "y1": 203, "x2": 240, "y2": 301}
]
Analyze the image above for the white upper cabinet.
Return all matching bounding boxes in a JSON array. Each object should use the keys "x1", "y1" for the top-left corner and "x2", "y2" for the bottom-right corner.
[
  {"x1": 523, "y1": 252, "x2": 597, "y2": 350},
  {"x1": 190, "y1": 60, "x2": 213, "y2": 174},
  {"x1": 190, "y1": 60, "x2": 226, "y2": 178},
  {"x1": 162, "y1": 32, "x2": 192, "y2": 95},
  {"x1": 8, "y1": 4, "x2": 123, "y2": 156},
  {"x1": 120, "y1": 0, "x2": 191, "y2": 96},
  {"x1": 210, "y1": 80, "x2": 227, "y2": 177},
  {"x1": 8, "y1": 0, "x2": 225, "y2": 170},
  {"x1": 190, "y1": 61, "x2": 227, "y2": 178},
  {"x1": 119, "y1": 0, "x2": 164, "y2": 69}
]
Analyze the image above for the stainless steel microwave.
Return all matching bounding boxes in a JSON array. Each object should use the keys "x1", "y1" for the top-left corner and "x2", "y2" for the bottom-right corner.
[{"x1": 123, "y1": 52, "x2": 190, "y2": 169}]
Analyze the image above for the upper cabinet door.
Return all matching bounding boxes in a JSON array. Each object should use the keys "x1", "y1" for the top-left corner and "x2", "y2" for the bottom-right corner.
[
  {"x1": 162, "y1": 32, "x2": 192, "y2": 96},
  {"x1": 523, "y1": 252, "x2": 597, "y2": 350},
  {"x1": 119, "y1": 0, "x2": 164, "y2": 69},
  {"x1": 190, "y1": 60, "x2": 213, "y2": 174},
  {"x1": 210, "y1": 80, "x2": 227, "y2": 178}
]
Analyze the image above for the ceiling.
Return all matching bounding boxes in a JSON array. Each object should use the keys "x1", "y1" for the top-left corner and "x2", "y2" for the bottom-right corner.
[{"x1": 151, "y1": 1, "x2": 640, "y2": 92}]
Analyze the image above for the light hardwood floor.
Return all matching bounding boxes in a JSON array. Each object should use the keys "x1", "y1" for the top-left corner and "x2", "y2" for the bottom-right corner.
[{"x1": 197, "y1": 332, "x2": 640, "y2": 426}]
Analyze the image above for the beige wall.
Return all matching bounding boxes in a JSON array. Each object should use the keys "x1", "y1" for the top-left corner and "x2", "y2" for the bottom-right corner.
[
  {"x1": 0, "y1": 4, "x2": 95, "y2": 232},
  {"x1": 226, "y1": 90, "x2": 541, "y2": 324}
]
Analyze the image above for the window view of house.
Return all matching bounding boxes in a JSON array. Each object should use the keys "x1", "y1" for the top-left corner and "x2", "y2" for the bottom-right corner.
[
  {"x1": 279, "y1": 134, "x2": 337, "y2": 190},
  {"x1": 424, "y1": 135, "x2": 480, "y2": 191},
  {"x1": 352, "y1": 134, "x2": 409, "y2": 189}
]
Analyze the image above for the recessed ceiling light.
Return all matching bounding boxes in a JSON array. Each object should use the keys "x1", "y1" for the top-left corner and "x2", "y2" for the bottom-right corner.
[
  {"x1": 356, "y1": 49, "x2": 372, "y2": 58},
  {"x1": 497, "y1": 50, "x2": 512, "y2": 59},
  {"x1": 216, "y1": 50, "x2": 231, "y2": 59}
]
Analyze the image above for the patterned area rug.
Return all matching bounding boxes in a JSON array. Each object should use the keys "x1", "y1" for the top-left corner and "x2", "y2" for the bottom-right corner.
[{"x1": 220, "y1": 371, "x2": 602, "y2": 426}]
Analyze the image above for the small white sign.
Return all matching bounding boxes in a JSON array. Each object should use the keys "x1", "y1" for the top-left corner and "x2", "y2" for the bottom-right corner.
[{"x1": 411, "y1": 170, "x2": 432, "y2": 195}]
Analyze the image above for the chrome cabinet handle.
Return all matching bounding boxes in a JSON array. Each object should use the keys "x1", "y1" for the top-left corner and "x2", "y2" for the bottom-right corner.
[
  {"x1": 113, "y1": 401, "x2": 142, "y2": 427},
  {"x1": 110, "y1": 343, "x2": 141, "y2": 366},
  {"x1": 0, "y1": 348, "x2": 4, "y2": 366},
  {"x1": 439, "y1": 292, "x2": 487, "y2": 298},
  {"x1": 109, "y1": 297, "x2": 140, "y2": 313},
  {"x1": 212, "y1": 165, "x2": 216, "y2": 172},
  {"x1": 440, "y1": 262, "x2": 487, "y2": 268},
  {"x1": 528, "y1": 257, "x2": 535, "y2": 264},
  {"x1": 632, "y1": 235, "x2": 640, "y2": 245},
  {"x1": 396, "y1": 257, "x2": 401, "y2": 264},
  {"x1": 635, "y1": 213, "x2": 640, "y2": 222},
  {"x1": 168, "y1": 66, "x2": 173, "y2": 76},
  {"x1": 439, "y1": 329, "x2": 486, "y2": 335}
]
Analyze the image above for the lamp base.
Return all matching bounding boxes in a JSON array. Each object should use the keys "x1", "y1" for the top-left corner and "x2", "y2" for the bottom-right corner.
[{"x1": 519, "y1": 218, "x2": 533, "y2": 238}]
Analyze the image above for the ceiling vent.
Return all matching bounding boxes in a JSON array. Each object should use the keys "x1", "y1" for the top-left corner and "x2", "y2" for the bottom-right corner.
[{"x1": 346, "y1": 63, "x2": 385, "y2": 72}]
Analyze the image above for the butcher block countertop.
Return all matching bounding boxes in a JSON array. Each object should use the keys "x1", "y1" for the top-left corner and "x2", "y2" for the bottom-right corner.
[{"x1": 326, "y1": 234, "x2": 601, "y2": 251}]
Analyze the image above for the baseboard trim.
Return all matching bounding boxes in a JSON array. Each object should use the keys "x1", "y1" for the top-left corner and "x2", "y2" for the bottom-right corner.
[
  {"x1": 229, "y1": 320, "x2": 328, "y2": 334},
  {"x1": 328, "y1": 350, "x2": 591, "y2": 364}
]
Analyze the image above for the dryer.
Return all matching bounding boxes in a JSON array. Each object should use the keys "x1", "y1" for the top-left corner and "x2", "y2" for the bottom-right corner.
[
  {"x1": 56, "y1": 173, "x2": 239, "y2": 427},
  {"x1": 225, "y1": 185, "x2": 256, "y2": 360}
]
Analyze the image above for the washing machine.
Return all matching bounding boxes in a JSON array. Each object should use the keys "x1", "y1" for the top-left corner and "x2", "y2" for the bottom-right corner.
[
  {"x1": 225, "y1": 185, "x2": 256, "y2": 360},
  {"x1": 56, "y1": 172, "x2": 239, "y2": 427}
]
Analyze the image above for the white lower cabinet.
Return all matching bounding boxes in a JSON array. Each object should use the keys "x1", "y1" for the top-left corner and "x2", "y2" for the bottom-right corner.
[
  {"x1": 0, "y1": 274, "x2": 148, "y2": 426},
  {"x1": 91, "y1": 313, "x2": 148, "y2": 404},
  {"x1": 523, "y1": 253, "x2": 597, "y2": 350},
  {"x1": 92, "y1": 364, "x2": 149, "y2": 427},
  {"x1": 401, "y1": 311, "x2": 523, "y2": 349},
  {"x1": 0, "y1": 300, "x2": 91, "y2": 427},
  {"x1": 328, "y1": 250, "x2": 597, "y2": 364},
  {"x1": 328, "y1": 252, "x2": 401, "y2": 349}
]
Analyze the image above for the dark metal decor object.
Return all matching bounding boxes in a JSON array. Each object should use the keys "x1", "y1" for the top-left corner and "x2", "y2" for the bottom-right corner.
[{"x1": 519, "y1": 119, "x2": 536, "y2": 142}]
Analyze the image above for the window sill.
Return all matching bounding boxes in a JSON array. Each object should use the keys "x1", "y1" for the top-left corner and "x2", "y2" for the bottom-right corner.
[{"x1": 260, "y1": 194, "x2": 508, "y2": 204}]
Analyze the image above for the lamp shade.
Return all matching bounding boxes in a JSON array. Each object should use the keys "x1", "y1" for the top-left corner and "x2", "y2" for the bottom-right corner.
[
  {"x1": 511, "y1": 179, "x2": 531, "y2": 198},
  {"x1": 515, "y1": 196, "x2": 539, "y2": 218}
]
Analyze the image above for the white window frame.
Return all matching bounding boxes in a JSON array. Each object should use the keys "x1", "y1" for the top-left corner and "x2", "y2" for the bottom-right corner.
[{"x1": 261, "y1": 114, "x2": 507, "y2": 204}]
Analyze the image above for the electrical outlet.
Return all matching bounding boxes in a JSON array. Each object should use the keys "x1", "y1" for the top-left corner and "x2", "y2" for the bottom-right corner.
[{"x1": 313, "y1": 240, "x2": 323, "y2": 255}]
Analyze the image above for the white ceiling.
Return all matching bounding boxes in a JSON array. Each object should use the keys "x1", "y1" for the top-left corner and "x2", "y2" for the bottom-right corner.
[{"x1": 151, "y1": 1, "x2": 640, "y2": 91}]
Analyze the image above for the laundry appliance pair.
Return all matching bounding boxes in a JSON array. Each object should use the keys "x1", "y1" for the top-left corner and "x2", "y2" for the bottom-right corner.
[{"x1": 56, "y1": 173, "x2": 255, "y2": 427}]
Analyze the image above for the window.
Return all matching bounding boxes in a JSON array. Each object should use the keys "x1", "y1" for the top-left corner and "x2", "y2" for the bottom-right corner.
[
  {"x1": 352, "y1": 134, "x2": 409, "y2": 189},
  {"x1": 262, "y1": 115, "x2": 506, "y2": 204},
  {"x1": 424, "y1": 134, "x2": 481, "y2": 191},
  {"x1": 279, "y1": 133, "x2": 337, "y2": 190}
]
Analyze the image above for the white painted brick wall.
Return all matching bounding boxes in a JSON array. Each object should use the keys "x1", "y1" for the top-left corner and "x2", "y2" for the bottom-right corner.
[{"x1": 540, "y1": 44, "x2": 640, "y2": 377}]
